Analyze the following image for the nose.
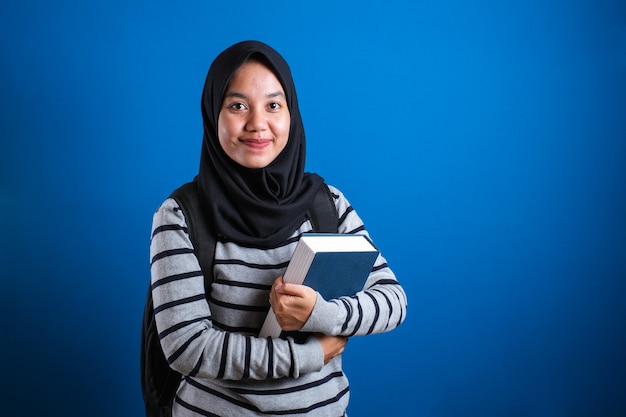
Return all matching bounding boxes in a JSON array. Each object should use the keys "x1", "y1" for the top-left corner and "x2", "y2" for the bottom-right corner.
[{"x1": 245, "y1": 108, "x2": 268, "y2": 132}]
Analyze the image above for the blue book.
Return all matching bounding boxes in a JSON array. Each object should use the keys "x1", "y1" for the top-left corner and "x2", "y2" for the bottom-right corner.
[{"x1": 259, "y1": 233, "x2": 379, "y2": 338}]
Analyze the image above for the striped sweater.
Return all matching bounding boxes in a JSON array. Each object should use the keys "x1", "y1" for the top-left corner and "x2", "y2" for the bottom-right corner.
[{"x1": 149, "y1": 185, "x2": 407, "y2": 416}]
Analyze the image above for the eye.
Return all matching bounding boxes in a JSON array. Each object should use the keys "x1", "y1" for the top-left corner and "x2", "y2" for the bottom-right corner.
[
  {"x1": 268, "y1": 102, "x2": 282, "y2": 111},
  {"x1": 229, "y1": 102, "x2": 247, "y2": 111}
]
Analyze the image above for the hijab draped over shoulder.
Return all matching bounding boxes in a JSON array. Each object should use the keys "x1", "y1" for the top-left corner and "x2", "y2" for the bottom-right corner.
[{"x1": 197, "y1": 40, "x2": 324, "y2": 248}]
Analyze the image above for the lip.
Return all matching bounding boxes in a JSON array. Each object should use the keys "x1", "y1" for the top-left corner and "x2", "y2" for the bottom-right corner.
[{"x1": 240, "y1": 138, "x2": 272, "y2": 149}]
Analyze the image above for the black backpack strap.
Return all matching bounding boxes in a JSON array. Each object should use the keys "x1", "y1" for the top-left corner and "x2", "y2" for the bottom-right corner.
[
  {"x1": 141, "y1": 180, "x2": 216, "y2": 417},
  {"x1": 141, "y1": 287, "x2": 178, "y2": 416},
  {"x1": 307, "y1": 183, "x2": 338, "y2": 233},
  {"x1": 170, "y1": 180, "x2": 216, "y2": 289}
]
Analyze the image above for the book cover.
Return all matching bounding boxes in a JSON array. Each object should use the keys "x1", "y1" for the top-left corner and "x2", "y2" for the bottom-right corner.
[{"x1": 258, "y1": 233, "x2": 379, "y2": 338}]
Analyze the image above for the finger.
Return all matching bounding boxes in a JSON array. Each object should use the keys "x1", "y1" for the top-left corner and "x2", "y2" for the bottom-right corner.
[
  {"x1": 275, "y1": 282, "x2": 310, "y2": 298},
  {"x1": 271, "y1": 276, "x2": 284, "y2": 292}
]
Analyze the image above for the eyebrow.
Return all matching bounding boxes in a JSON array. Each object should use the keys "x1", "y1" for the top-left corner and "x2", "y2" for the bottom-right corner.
[{"x1": 223, "y1": 91, "x2": 285, "y2": 100}]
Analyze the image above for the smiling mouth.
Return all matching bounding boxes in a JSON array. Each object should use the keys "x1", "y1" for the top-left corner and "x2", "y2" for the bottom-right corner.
[{"x1": 241, "y1": 138, "x2": 272, "y2": 148}]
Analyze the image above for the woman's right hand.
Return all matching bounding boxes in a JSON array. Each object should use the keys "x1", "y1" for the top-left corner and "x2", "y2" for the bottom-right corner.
[{"x1": 315, "y1": 334, "x2": 348, "y2": 364}]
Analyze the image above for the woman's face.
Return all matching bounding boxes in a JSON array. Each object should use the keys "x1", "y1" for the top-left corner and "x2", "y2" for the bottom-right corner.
[{"x1": 218, "y1": 60, "x2": 290, "y2": 169}]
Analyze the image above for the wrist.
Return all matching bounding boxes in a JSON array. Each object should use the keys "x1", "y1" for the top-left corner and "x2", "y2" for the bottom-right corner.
[{"x1": 299, "y1": 294, "x2": 342, "y2": 334}]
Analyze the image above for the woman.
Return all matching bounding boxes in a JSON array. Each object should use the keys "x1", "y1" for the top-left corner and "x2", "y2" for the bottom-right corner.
[{"x1": 149, "y1": 40, "x2": 407, "y2": 416}]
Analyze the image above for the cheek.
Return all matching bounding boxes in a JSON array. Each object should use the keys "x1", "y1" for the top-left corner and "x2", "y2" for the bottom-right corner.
[
  {"x1": 277, "y1": 117, "x2": 291, "y2": 143},
  {"x1": 217, "y1": 114, "x2": 235, "y2": 144},
  {"x1": 217, "y1": 113, "x2": 225, "y2": 139}
]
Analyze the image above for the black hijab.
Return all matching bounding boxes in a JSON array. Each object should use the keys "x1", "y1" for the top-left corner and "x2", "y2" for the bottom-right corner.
[{"x1": 197, "y1": 40, "x2": 324, "y2": 247}]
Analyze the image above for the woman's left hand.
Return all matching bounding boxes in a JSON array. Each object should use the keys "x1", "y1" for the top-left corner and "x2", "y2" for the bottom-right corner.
[{"x1": 269, "y1": 277, "x2": 317, "y2": 331}]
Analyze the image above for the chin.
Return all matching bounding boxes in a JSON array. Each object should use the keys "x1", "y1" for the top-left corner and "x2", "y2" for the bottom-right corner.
[{"x1": 239, "y1": 158, "x2": 272, "y2": 169}]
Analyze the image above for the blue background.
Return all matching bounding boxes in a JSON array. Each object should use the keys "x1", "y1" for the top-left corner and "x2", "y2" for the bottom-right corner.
[{"x1": 1, "y1": 1, "x2": 625, "y2": 416}]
